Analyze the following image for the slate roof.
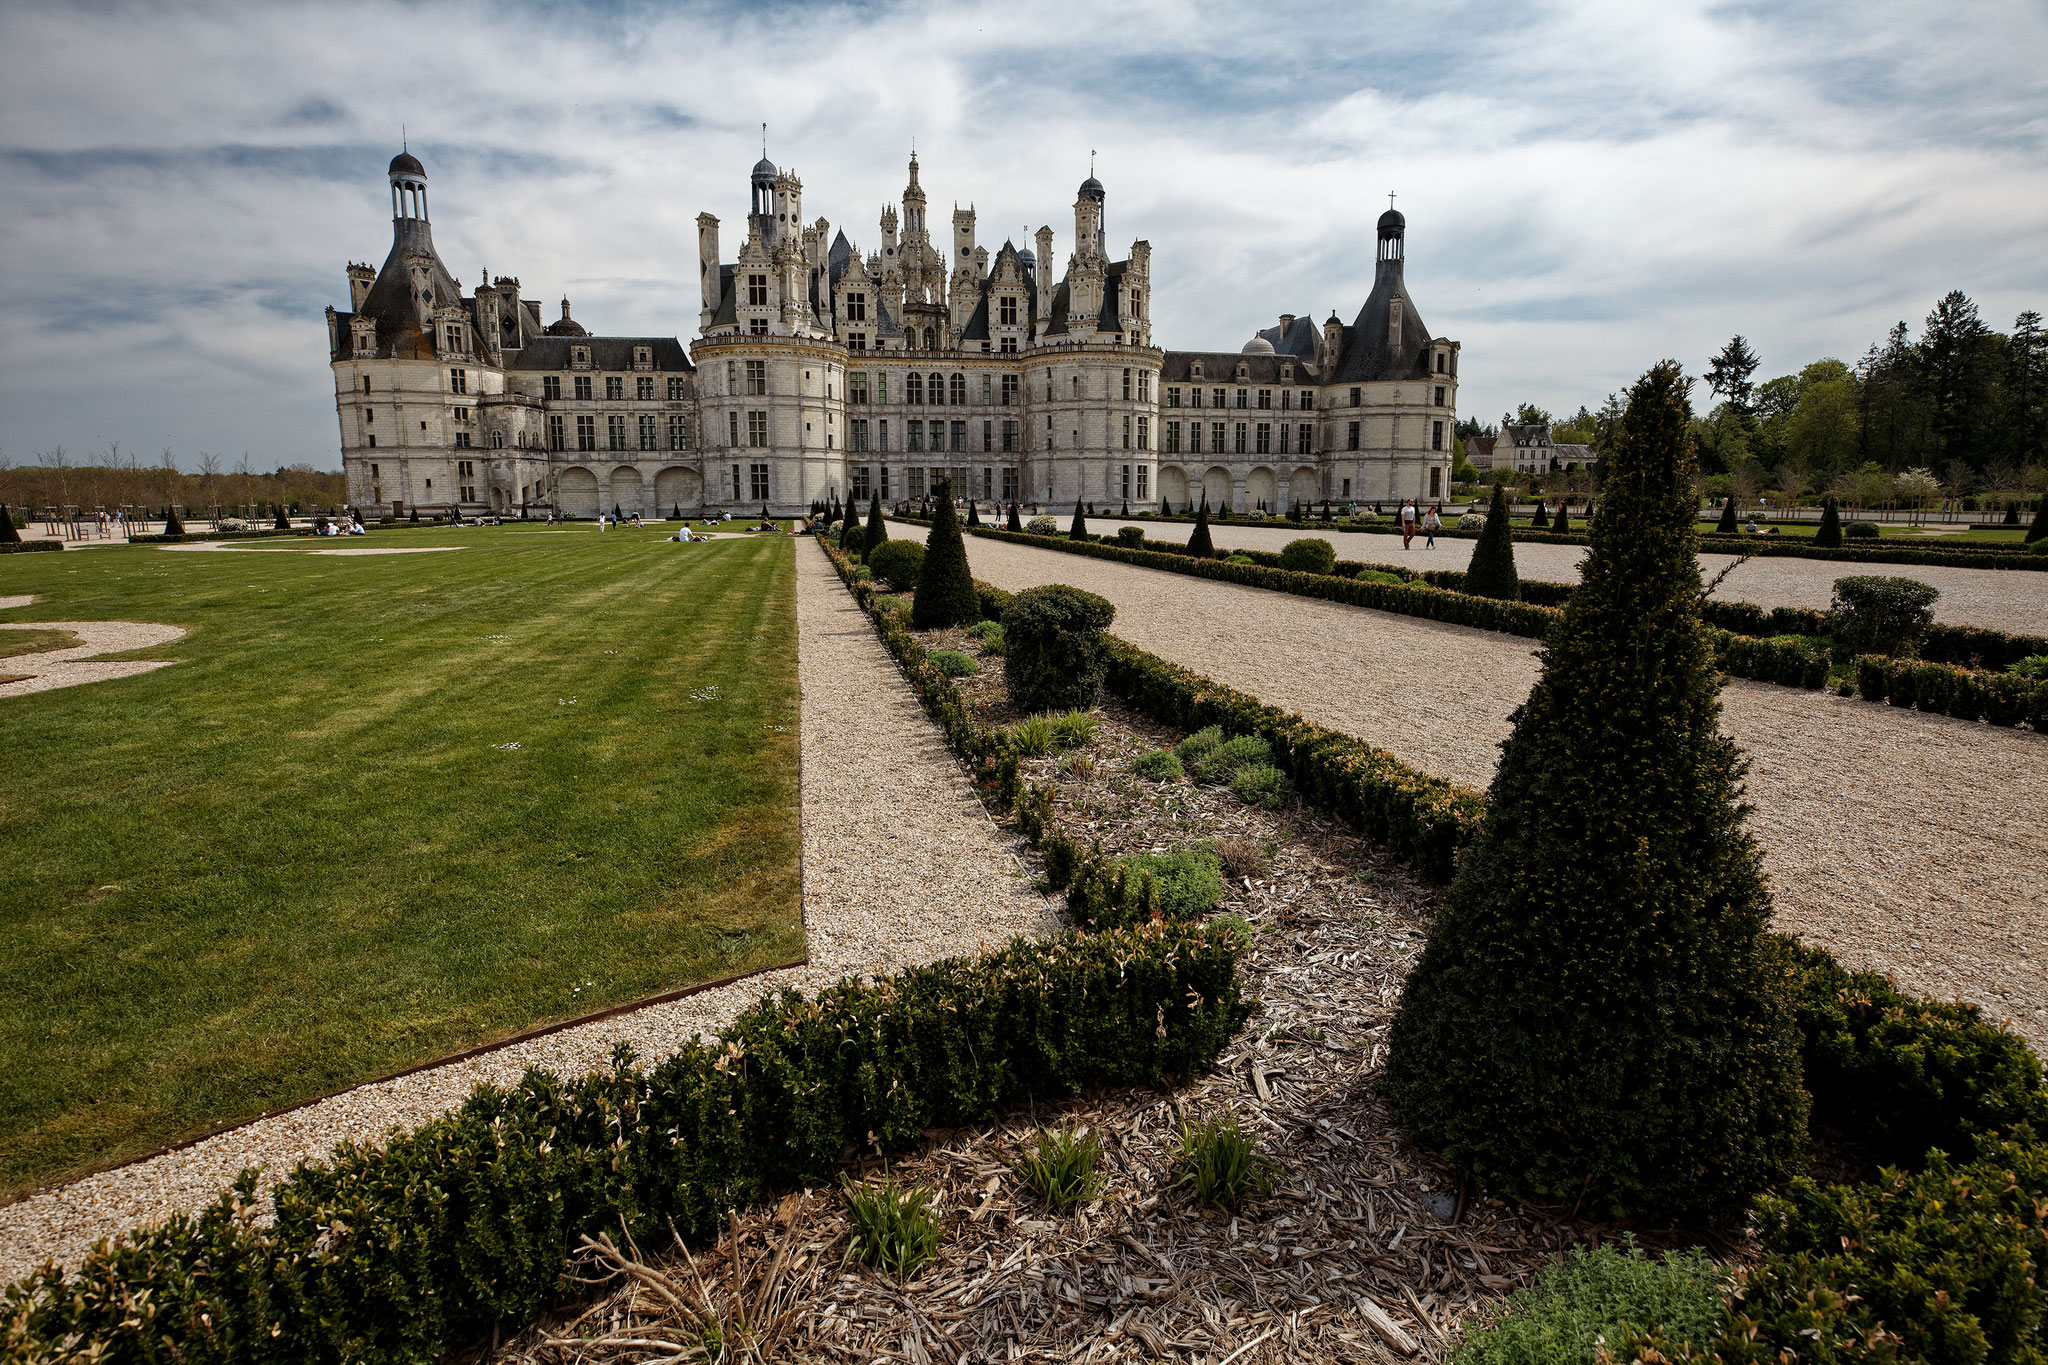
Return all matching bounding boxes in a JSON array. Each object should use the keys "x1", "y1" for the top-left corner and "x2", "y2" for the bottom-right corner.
[
  {"x1": 959, "y1": 293, "x2": 991, "y2": 341},
  {"x1": 1255, "y1": 315, "x2": 1322, "y2": 363},
  {"x1": 505, "y1": 337, "x2": 695, "y2": 371},
  {"x1": 1159, "y1": 351, "x2": 1317, "y2": 385},
  {"x1": 344, "y1": 221, "x2": 468, "y2": 360},
  {"x1": 711, "y1": 265, "x2": 737, "y2": 327},
  {"x1": 1330, "y1": 262, "x2": 1435, "y2": 385}
]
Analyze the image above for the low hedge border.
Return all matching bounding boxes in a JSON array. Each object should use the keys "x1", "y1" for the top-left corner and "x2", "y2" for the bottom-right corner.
[
  {"x1": 4, "y1": 923, "x2": 1248, "y2": 1361},
  {"x1": 954, "y1": 524, "x2": 2046, "y2": 724},
  {"x1": 0, "y1": 541, "x2": 62, "y2": 554},
  {"x1": 1856, "y1": 652, "x2": 2048, "y2": 728}
]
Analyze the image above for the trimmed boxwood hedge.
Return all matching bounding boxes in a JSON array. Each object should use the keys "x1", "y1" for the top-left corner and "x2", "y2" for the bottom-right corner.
[
  {"x1": 0, "y1": 540, "x2": 62, "y2": 554},
  {"x1": 1855, "y1": 653, "x2": 2048, "y2": 727}
]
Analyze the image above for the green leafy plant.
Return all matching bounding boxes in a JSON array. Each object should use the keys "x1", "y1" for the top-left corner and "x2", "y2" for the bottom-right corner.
[
  {"x1": 1174, "y1": 725, "x2": 1225, "y2": 767},
  {"x1": 866, "y1": 539, "x2": 926, "y2": 591},
  {"x1": 2009, "y1": 654, "x2": 2048, "y2": 679},
  {"x1": 1172, "y1": 1112, "x2": 1275, "y2": 1211},
  {"x1": 1191, "y1": 734, "x2": 1273, "y2": 785},
  {"x1": 928, "y1": 649, "x2": 979, "y2": 677},
  {"x1": 1133, "y1": 749, "x2": 1183, "y2": 782},
  {"x1": 1831, "y1": 574, "x2": 1939, "y2": 659},
  {"x1": 1008, "y1": 714, "x2": 1057, "y2": 756},
  {"x1": 1464, "y1": 483, "x2": 1520, "y2": 599},
  {"x1": 1046, "y1": 709, "x2": 1097, "y2": 749},
  {"x1": 1121, "y1": 847, "x2": 1225, "y2": 919},
  {"x1": 1012, "y1": 1123, "x2": 1106, "y2": 1212},
  {"x1": 972, "y1": 622, "x2": 1005, "y2": 655},
  {"x1": 853, "y1": 564, "x2": 873, "y2": 580},
  {"x1": 841, "y1": 1169, "x2": 942, "y2": 1280},
  {"x1": 912, "y1": 479, "x2": 979, "y2": 629},
  {"x1": 1278, "y1": 537, "x2": 1336, "y2": 575},
  {"x1": 1385, "y1": 360, "x2": 1808, "y2": 1224},
  {"x1": 1115, "y1": 525, "x2": 1146, "y2": 548},
  {"x1": 1844, "y1": 519, "x2": 1880, "y2": 539},
  {"x1": 1003, "y1": 585, "x2": 1117, "y2": 713},
  {"x1": 1453, "y1": 1238, "x2": 1725, "y2": 1365},
  {"x1": 1223, "y1": 552, "x2": 1256, "y2": 565},
  {"x1": 1230, "y1": 762, "x2": 1292, "y2": 809}
]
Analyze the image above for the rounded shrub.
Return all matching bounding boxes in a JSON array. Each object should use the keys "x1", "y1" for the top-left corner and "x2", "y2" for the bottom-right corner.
[
  {"x1": 1002, "y1": 585, "x2": 1117, "y2": 713},
  {"x1": 1384, "y1": 359, "x2": 1808, "y2": 1225},
  {"x1": 1278, "y1": 537, "x2": 1336, "y2": 575},
  {"x1": 1115, "y1": 525, "x2": 1147, "y2": 548},
  {"x1": 1025, "y1": 515, "x2": 1059, "y2": 535},
  {"x1": 1830, "y1": 575, "x2": 1939, "y2": 659},
  {"x1": 1223, "y1": 552, "x2": 1256, "y2": 565},
  {"x1": 1121, "y1": 847, "x2": 1224, "y2": 919},
  {"x1": 866, "y1": 539, "x2": 926, "y2": 592},
  {"x1": 1453, "y1": 1239, "x2": 1724, "y2": 1365},
  {"x1": 1174, "y1": 725, "x2": 1224, "y2": 767},
  {"x1": 1844, "y1": 520, "x2": 1880, "y2": 539},
  {"x1": 1230, "y1": 763, "x2": 1292, "y2": 809},
  {"x1": 1192, "y1": 734, "x2": 1273, "y2": 785},
  {"x1": 1133, "y1": 749, "x2": 1183, "y2": 782},
  {"x1": 853, "y1": 564, "x2": 873, "y2": 581},
  {"x1": 927, "y1": 649, "x2": 978, "y2": 677}
]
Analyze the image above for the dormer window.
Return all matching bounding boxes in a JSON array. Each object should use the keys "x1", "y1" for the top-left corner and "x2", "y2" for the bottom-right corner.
[
  {"x1": 747, "y1": 274, "x2": 768, "y2": 306},
  {"x1": 847, "y1": 293, "x2": 867, "y2": 322},
  {"x1": 573, "y1": 346, "x2": 590, "y2": 367},
  {"x1": 635, "y1": 346, "x2": 651, "y2": 369},
  {"x1": 999, "y1": 296, "x2": 1018, "y2": 326},
  {"x1": 1281, "y1": 365, "x2": 1293, "y2": 382}
]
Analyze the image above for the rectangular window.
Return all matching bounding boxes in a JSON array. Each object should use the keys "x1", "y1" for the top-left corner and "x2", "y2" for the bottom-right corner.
[
  {"x1": 1139, "y1": 372, "x2": 1151, "y2": 401},
  {"x1": 639, "y1": 414, "x2": 657, "y2": 450},
  {"x1": 1165, "y1": 420, "x2": 1180, "y2": 454},
  {"x1": 726, "y1": 360, "x2": 739, "y2": 392},
  {"x1": 1436, "y1": 352, "x2": 1446, "y2": 373},
  {"x1": 1120, "y1": 464, "x2": 1131, "y2": 499},
  {"x1": 1257, "y1": 388, "x2": 1271, "y2": 410},
  {"x1": 1430, "y1": 466, "x2": 1442, "y2": 497},
  {"x1": 1002, "y1": 465, "x2": 1019, "y2": 501},
  {"x1": 1213, "y1": 388, "x2": 1226, "y2": 408},
  {"x1": 1349, "y1": 387, "x2": 1362, "y2": 407},
  {"x1": 632, "y1": 376, "x2": 650, "y2": 400},
  {"x1": 847, "y1": 292, "x2": 867, "y2": 321},
  {"x1": 1432, "y1": 419, "x2": 1445, "y2": 451},
  {"x1": 851, "y1": 418, "x2": 869, "y2": 452},
  {"x1": 908, "y1": 419, "x2": 924, "y2": 453},
  {"x1": 747, "y1": 274, "x2": 767, "y2": 306},
  {"x1": 1255, "y1": 423, "x2": 1271, "y2": 455},
  {"x1": 1302, "y1": 391, "x2": 1315, "y2": 409},
  {"x1": 1236, "y1": 389, "x2": 1249, "y2": 410},
  {"x1": 731, "y1": 465, "x2": 742, "y2": 500},
  {"x1": 1137, "y1": 465, "x2": 1149, "y2": 499},
  {"x1": 1279, "y1": 424, "x2": 1290, "y2": 455},
  {"x1": 746, "y1": 360, "x2": 767, "y2": 395},
  {"x1": 549, "y1": 415, "x2": 564, "y2": 450},
  {"x1": 1342, "y1": 478, "x2": 1352, "y2": 497},
  {"x1": 669, "y1": 377, "x2": 687, "y2": 401},
  {"x1": 982, "y1": 419, "x2": 994, "y2": 452},
  {"x1": 1122, "y1": 368, "x2": 1132, "y2": 400},
  {"x1": 574, "y1": 375, "x2": 593, "y2": 400},
  {"x1": 445, "y1": 325, "x2": 462, "y2": 352},
  {"x1": 729, "y1": 411, "x2": 740, "y2": 447},
  {"x1": 449, "y1": 367, "x2": 467, "y2": 394},
  {"x1": 749, "y1": 318, "x2": 767, "y2": 335},
  {"x1": 608, "y1": 415, "x2": 626, "y2": 450},
  {"x1": 669, "y1": 415, "x2": 689, "y2": 450},
  {"x1": 999, "y1": 295, "x2": 1017, "y2": 325},
  {"x1": 848, "y1": 333, "x2": 868, "y2": 350},
  {"x1": 877, "y1": 419, "x2": 889, "y2": 452},
  {"x1": 950, "y1": 419, "x2": 967, "y2": 452},
  {"x1": 1002, "y1": 419, "x2": 1018, "y2": 453},
  {"x1": 909, "y1": 467, "x2": 926, "y2": 498},
  {"x1": 999, "y1": 335, "x2": 1016, "y2": 353},
  {"x1": 949, "y1": 374, "x2": 966, "y2": 405},
  {"x1": 1122, "y1": 415, "x2": 1131, "y2": 449},
  {"x1": 906, "y1": 373, "x2": 923, "y2": 404},
  {"x1": 747, "y1": 411, "x2": 768, "y2": 447},
  {"x1": 1299, "y1": 423, "x2": 1312, "y2": 453},
  {"x1": 881, "y1": 465, "x2": 890, "y2": 499},
  {"x1": 750, "y1": 463, "x2": 769, "y2": 500},
  {"x1": 370, "y1": 463, "x2": 379, "y2": 478},
  {"x1": 1211, "y1": 421, "x2": 1226, "y2": 454},
  {"x1": 454, "y1": 431, "x2": 471, "y2": 449},
  {"x1": 1188, "y1": 387, "x2": 1202, "y2": 409},
  {"x1": 1131, "y1": 289, "x2": 1142, "y2": 318},
  {"x1": 577, "y1": 415, "x2": 596, "y2": 451},
  {"x1": 1001, "y1": 373, "x2": 1018, "y2": 406},
  {"x1": 1281, "y1": 390, "x2": 1292, "y2": 410},
  {"x1": 983, "y1": 466, "x2": 993, "y2": 499},
  {"x1": 850, "y1": 372, "x2": 869, "y2": 404},
  {"x1": 876, "y1": 373, "x2": 888, "y2": 403},
  {"x1": 1137, "y1": 416, "x2": 1149, "y2": 450},
  {"x1": 851, "y1": 466, "x2": 871, "y2": 500},
  {"x1": 605, "y1": 376, "x2": 623, "y2": 400},
  {"x1": 1234, "y1": 422, "x2": 1247, "y2": 455},
  {"x1": 1434, "y1": 386, "x2": 1445, "y2": 407},
  {"x1": 544, "y1": 375, "x2": 561, "y2": 400},
  {"x1": 1166, "y1": 386, "x2": 1181, "y2": 409},
  {"x1": 1347, "y1": 421, "x2": 1360, "y2": 451}
]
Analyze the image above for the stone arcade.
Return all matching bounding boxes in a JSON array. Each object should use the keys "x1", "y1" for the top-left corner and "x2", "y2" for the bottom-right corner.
[{"x1": 327, "y1": 149, "x2": 1459, "y2": 518}]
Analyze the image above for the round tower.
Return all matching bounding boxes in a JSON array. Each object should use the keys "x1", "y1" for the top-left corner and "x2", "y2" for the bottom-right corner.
[{"x1": 390, "y1": 149, "x2": 428, "y2": 224}]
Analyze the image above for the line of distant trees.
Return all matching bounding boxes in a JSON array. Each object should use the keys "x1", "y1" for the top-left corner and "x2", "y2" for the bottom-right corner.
[
  {"x1": 0, "y1": 445, "x2": 348, "y2": 517},
  {"x1": 1458, "y1": 290, "x2": 2047, "y2": 508}
]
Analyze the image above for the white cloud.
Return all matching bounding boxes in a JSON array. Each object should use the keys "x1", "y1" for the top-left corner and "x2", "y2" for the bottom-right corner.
[{"x1": 0, "y1": 0, "x2": 2042, "y2": 467}]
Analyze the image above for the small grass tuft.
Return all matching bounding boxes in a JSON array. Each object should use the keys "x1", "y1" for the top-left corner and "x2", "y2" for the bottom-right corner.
[
  {"x1": 1133, "y1": 749, "x2": 1183, "y2": 782},
  {"x1": 1009, "y1": 714, "x2": 1056, "y2": 755},
  {"x1": 1230, "y1": 762, "x2": 1293, "y2": 809},
  {"x1": 1012, "y1": 1122, "x2": 1106, "y2": 1212},
  {"x1": 1191, "y1": 733, "x2": 1273, "y2": 785},
  {"x1": 1046, "y1": 709, "x2": 1097, "y2": 748},
  {"x1": 1172, "y1": 1112, "x2": 1276, "y2": 1211},
  {"x1": 841, "y1": 1169, "x2": 943, "y2": 1281},
  {"x1": 928, "y1": 649, "x2": 979, "y2": 677},
  {"x1": 1174, "y1": 725, "x2": 1224, "y2": 766},
  {"x1": 1212, "y1": 835, "x2": 1268, "y2": 881}
]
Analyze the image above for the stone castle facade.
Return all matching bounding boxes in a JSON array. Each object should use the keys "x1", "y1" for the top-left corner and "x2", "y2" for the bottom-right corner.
[{"x1": 327, "y1": 149, "x2": 1459, "y2": 517}]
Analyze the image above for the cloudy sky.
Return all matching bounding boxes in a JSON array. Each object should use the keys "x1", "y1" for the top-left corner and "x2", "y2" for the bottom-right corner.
[{"x1": 2, "y1": 0, "x2": 2043, "y2": 471}]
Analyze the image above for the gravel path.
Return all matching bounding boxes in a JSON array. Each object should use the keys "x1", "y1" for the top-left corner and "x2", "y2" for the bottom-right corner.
[
  {"x1": 0, "y1": 539, "x2": 1054, "y2": 1282},
  {"x1": 0, "y1": 620, "x2": 185, "y2": 697},
  {"x1": 965, "y1": 533, "x2": 2048, "y2": 1052},
  {"x1": 1081, "y1": 517, "x2": 2048, "y2": 636}
]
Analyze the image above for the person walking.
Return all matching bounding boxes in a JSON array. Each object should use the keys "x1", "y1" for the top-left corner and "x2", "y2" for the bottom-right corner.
[
  {"x1": 1401, "y1": 498, "x2": 1418, "y2": 549},
  {"x1": 1423, "y1": 502, "x2": 1441, "y2": 549}
]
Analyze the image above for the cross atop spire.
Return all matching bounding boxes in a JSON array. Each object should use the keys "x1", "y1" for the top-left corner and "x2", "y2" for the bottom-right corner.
[
  {"x1": 1388, "y1": 191, "x2": 1397, "y2": 210},
  {"x1": 761, "y1": 122, "x2": 767, "y2": 157}
]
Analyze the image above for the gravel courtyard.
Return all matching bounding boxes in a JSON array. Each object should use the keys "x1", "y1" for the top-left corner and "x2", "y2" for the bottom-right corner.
[
  {"x1": 0, "y1": 540, "x2": 1055, "y2": 1282},
  {"x1": 964, "y1": 533, "x2": 2048, "y2": 1052},
  {"x1": 1079, "y1": 516, "x2": 2048, "y2": 636}
]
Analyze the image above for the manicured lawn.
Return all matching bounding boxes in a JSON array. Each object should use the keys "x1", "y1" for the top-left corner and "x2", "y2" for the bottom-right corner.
[
  {"x1": 1687, "y1": 518, "x2": 2029, "y2": 544},
  {"x1": 0, "y1": 527, "x2": 801, "y2": 1197}
]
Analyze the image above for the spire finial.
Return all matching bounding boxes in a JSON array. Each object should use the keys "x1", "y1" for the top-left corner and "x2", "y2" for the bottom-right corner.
[
  {"x1": 761, "y1": 122, "x2": 767, "y2": 157},
  {"x1": 1090, "y1": 148, "x2": 1096, "y2": 175},
  {"x1": 402, "y1": 124, "x2": 407, "y2": 152},
  {"x1": 1388, "y1": 190, "x2": 1397, "y2": 210}
]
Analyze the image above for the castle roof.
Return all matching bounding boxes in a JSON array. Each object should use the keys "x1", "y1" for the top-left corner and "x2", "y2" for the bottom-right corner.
[
  {"x1": 1255, "y1": 314, "x2": 1322, "y2": 361},
  {"x1": 1159, "y1": 351, "x2": 1315, "y2": 384},
  {"x1": 1329, "y1": 265, "x2": 1435, "y2": 384},
  {"x1": 505, "y1": 336, "x2": 694, "y2": 371}
]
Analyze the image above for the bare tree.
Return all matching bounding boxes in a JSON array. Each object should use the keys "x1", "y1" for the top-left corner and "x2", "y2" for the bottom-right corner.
[
  {"x1": 197, "y1": 453, "x2": 221, "y2": 478},
  {"x1": 36, "y1": 446, "x2": 70, "y2": 471}
]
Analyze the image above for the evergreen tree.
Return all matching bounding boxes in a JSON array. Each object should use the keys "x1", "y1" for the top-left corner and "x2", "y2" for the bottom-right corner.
[
  {"x1": 1069, "y1": 498, "x2": 1088, "y2": 540},
  {"x1": 1160, "y1": 497, "x2": 1172, "y2": 516},
  {"x1": 1529, "y1": 500, "x2": 1550, "y2": 531},
  {"x1": 2002, "y1": 502, "x2": 2020, "y2": 526},
  {"x1": 1187, "y1": 500, "x2": 1215, "y2": 558},
  {"x1": 840, "y1": 504, "x2": 863, "y2": 552},
  {"x1": 863, "y1": 491, "x2": 887, "y2": 556},
  {"x1": 1007, "y1": 501, "x2": 1023, "y2": 532},
  {"x1": 165, "y1": 507, "x2": 186, "y2": 535},
  {"x1": 1716, "y1": 497, "x2": 1739, "y2": 533},
  {"x1": 1705, "y1": 334, "x2": 1761, "y2": 418},
  {"x1": 1550, "y1": 500, "x2": 1570, "y2": 534},
  {"x1": 1121, "y1": 501, "x2": 1129, "y2": 517},
  {"x1": 2028, "y1": 491, "x2": 2048, "y2": 544},
  {"x1": 1462, "y1": 483, "x2": 1519, "y2": 599},
  {"x1": 0, "y1": 503, "x2": 18, "y2": 544},
  {"x1": 274, "y1": 505, "x2": 290, "y2": 529},
  {"x1": 1321, "y1": 501, "x2": 1333, "y2": 522},
  {"x1": 409, "y1": 507, "x2": 419, "y2": 524},
  {"x1": 1816, "y1": 496, "x2": 1843, "y2": 547},
  {"x1": 913, "y1": 479, "x2": 979, "y2": 628},
  {"x1": 966, "y1": 500, "x2": 981, "y2": 527},
  {"x1": 1384, "y1": 360, "x2": 1807, "y2": 1224}
]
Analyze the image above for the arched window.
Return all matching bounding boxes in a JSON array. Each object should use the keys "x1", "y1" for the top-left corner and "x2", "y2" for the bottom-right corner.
[
  {"x1": 949, "y1": 373, "x2": 967, "y2": 405},
  {"x1": 927, "y1": 373, "x2": 943, "y2": 405},
  {"x1": 923, "y1": 327, "x2": 935, "y2": 349}
]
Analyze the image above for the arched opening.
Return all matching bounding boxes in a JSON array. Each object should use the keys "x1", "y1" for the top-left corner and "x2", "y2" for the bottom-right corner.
[
  {"x1": 610, "y1": 467, "x2": 645, "y2": 516},
  {"x1": 557, "y1": 466, "x2": 600, "y2": 519},
  {"x1": 1246, "y1": 467, "x2": 1278, "y2": 510},
  {"x1": 1157, "y1": 465, "x2": 1190, "y2": 508},
  {"x1": 1288, "y1": 466, "x2": 1319, "y2": 510},
  {"x1": 655, "y1": 466, "x2": 702, "y2": 515},
  {"x1": 1202, "y1": 467, "x2": 1234, "y2": 511}
]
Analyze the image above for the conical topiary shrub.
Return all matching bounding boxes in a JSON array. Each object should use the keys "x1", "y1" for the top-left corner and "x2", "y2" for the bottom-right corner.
[
  {"x1": 1716, "y1": 497, "x2": 1738, "y2": 533},
  {"x1": 0, "y1": 503, "x2": 19, "y2": 544},
  {"x1": 1816, "y1": 496, "x2": 1843, "y2": 547},
  {"x1": 273, "y1": 505, "x2": 290, "y2": 530},
  {"x1": 1187, "y1": 500, "x2": 1215, "y2": 558},
  {"x1": 913, "y1": 479, "x2": 980, "y2": 629},
  {"x1": 1122, "y1": 501, "x2": 1130, "y2": 517},
  {"x1": 2028, "y1": 491, "x2": 2048, "y2": 544},
  {"x1": 1550, "y1": 500, "x2": 1570, "y2": 534},
  {"x1": 967, "y1": 500, "x2": 981, "y2": 527},
  {"x1": 1069, "y1": 498, "x2": 1088, "y2": 540},
  {"x1": 2001, "y1": 501, "x2": 2019, "y2": 526},
  {"x1": 1007, "y1": 502, "x2": 1022, "y2": 533},
  {"x1": 864, "y1": 491, "x2": 887, "y2": 556},
  {"x1": 1529, "y1": 500, "x2": 1550, "y2": 530},
  {"x1": 1463, "y1": 483, "x2": 1518, "y2": 599},
  {"x1": 840, "y1": 505, "x2": 863, "y2": 552},
  {"x1": 165, "y1": 507, "x2": 186, "y2": 535},
  {"x1": 1160, "y1": 497, "x2": 1172, "y2": 516},
  {"x1": 1383, "y1": 360, "x2": 1807, "y2": 1225}
]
